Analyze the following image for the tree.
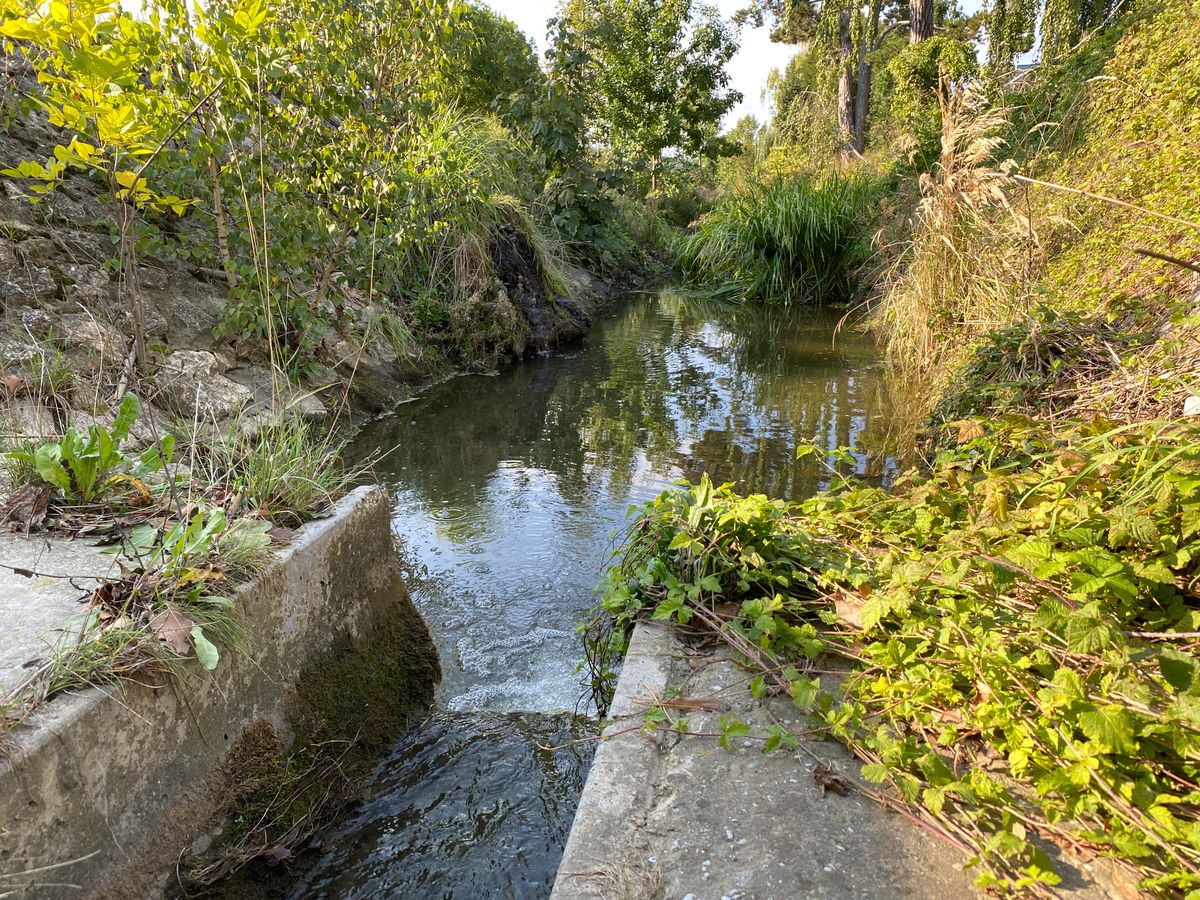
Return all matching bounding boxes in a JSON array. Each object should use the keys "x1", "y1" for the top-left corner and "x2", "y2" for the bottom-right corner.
[
  {"x1": 558, "y1": 0, "x2": 742, "y2": 194},
  {"x1": 988, "y1": 0, "x2": 1121, "y2": 70},
  {"x1": 446, "y1": 3, "x2": 544, "y2": 131}
]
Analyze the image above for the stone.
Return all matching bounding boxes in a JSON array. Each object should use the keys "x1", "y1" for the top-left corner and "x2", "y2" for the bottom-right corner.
[
  {"x1": 158, "y1": 349, "x2": 253, "y2": 421},
  {"x1": 16, "y1": 306, "x2": 53, "y2": 339},
  {"x1": 1, "y1": 265, "x2": 59, "y2": 306},
  {"x1": 145, "y1": 280, "x2": 224, "y2": 350},
  {"x1": 60, "y1": 263, "x2": 112, "y2": 306},
  {"x1": 57, "y1": 312, "x2": 129, "y2": 367}
]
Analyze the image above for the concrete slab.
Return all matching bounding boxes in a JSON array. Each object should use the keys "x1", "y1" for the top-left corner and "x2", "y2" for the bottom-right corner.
[
  {"x1": 553, "y1": 624, "x2": 1116, "y2": 900},
  {"x1": 0, "y1": 487, "x2": 441, "y2": 899},
  {"x1": 0, "y1": 534, "x2": 118, "y2": 694}
]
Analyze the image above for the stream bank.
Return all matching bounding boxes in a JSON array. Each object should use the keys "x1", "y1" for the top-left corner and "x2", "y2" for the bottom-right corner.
[{"x1": 297, "y1": 292, "x2": 892, "y2": 897}]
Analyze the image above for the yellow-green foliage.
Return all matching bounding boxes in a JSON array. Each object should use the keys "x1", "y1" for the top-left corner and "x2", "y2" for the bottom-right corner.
[
  {"x1": 1028, "y1": 0, "x2": 1200, "y2": 320},
  {"x1": 879, "y1": 0, "x2": 1200, "y2": 422}
]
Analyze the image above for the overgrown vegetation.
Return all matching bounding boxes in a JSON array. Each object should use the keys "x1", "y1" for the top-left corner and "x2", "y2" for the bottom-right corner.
[
  {"x1": 0, "y1": 394, "x2": 352, "y2": 733},
  {"x1": 587, "y1": 0, "x2": 1200, "y2": 894},
  {"x1": 0, "y1": 0, "x2": 708, "y2": 380},
  {"x1": 588, "y1": 418, "x2": 1200, "y2": 893},
  {"x1": 678, "y1": 174, "x2": 879, "y2": 305}
]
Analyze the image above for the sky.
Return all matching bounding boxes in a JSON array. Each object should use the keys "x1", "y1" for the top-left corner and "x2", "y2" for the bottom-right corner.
[{"x1": 481, "y1": 0, "x2": 798, "y2": 129}]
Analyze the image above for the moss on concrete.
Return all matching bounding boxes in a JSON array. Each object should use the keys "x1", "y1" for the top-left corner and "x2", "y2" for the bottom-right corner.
[{"x1": 175, "y1": 584, "x2": 441, "y2": 897}]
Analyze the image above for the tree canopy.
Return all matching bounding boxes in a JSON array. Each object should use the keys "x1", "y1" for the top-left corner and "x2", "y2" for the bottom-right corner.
[{"x1": 559, "y1": 0, "x2": 742, "y2": 191}]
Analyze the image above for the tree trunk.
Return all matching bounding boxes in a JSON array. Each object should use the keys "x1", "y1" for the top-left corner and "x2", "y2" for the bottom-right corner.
[
  {"x1": 837, "y1": 10, "x2": 854, "y2": 144},
  {"x1": 853, "y1": 44, "x2": 870, "y2": 151},
  {"x1": 854, "y1": 1, "x2": 883, "y2": 153},
  {"x1": 118, "y1": 198, "x2": 146, "y2": 368},
  {"x1": 207, "y1": 155, "x2": 238, "y2": 290},
  {"x1": 909, "y1": 0, "x2": 934, "y2": 42}
]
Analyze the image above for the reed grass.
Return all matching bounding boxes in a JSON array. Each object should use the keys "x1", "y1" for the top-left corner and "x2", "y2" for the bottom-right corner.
[{"x1": 677, "y1": 175, "x2": 878, "y2": 305}]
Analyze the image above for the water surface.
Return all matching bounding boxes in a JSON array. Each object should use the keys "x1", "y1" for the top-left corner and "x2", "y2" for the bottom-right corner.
[{"x1": 302, "y1": 293, "x2": 893, "y2": 897}]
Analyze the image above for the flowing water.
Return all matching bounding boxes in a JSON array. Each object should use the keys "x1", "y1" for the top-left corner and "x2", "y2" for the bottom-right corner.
[{"x1": 297, "y1": 292, "x2": 894, "y2": 899}]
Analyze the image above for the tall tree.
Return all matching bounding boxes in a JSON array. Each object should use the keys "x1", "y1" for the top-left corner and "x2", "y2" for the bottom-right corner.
[
  {"x1": 559, "y1": 0, "x2": 741, "y2": 193},
  {"x1": 909, "y1": 0, "x2": 933, "y2": 42}
]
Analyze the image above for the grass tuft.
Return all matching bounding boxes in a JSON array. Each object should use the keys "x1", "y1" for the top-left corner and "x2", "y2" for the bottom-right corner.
[{"x1": 677, "y1": 174, "x2": 878, "y2": 305}]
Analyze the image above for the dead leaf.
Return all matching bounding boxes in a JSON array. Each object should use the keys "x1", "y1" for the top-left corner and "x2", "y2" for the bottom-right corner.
[
  {"x1": 149, "y1": 607, "x2": 194, "y2": 655},
  {"x1": 1, "y1": 374, "x2": 25, "y2": 398},
  {"x1": 834, "y1": 591, "x2": 865, "y2": 628},
  {"x1": 813, "y1": 761, "x2": 852, "y2": 796},
  {"x1": 268, "y1": 525, "x2": 295, "y2": 545},
  {"x1": 956, "y1": 420, "x2": 986, "y2": 444},
  {"x1": 260, "y1": 845, "x2": 293, "y2": 865},
  {"x1": 106, "y1": 473, "x2": 152, "y2": 506},
  {"x1": 0, "y1": 482, "x2": 53, "y2": 533},
  {"x1": 633, "y1": 696, "x2": 721, "y2": 712}
]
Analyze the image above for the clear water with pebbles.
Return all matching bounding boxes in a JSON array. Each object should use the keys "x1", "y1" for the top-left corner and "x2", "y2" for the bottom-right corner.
[{"x1": 298, "y1": 292, "x2": 893, "y2": 899}]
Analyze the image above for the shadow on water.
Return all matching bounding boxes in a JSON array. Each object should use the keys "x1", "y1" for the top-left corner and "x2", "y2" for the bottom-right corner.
[
  {"x1": 294, "y1": 712, "x2": 592, "y2": 900},
  {"x1": 299, "y1": 292, "x2": 896, "y2": 898}
]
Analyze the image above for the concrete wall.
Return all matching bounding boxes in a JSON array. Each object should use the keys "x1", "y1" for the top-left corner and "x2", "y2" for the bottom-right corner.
[{"x1": 0, "y1": 486, "x2": 440, "y2": 898}]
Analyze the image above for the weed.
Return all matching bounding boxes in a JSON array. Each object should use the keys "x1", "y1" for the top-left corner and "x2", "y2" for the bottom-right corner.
[
  {"x1": 677, "y1": 175, "x2": 878, "y2": 305},
  {"x1": 587, "y1": 417, "x2": 1200, "y2": 893},
  {"x1": 207, "y1": 417, "x2": 358, "y2": 526}
]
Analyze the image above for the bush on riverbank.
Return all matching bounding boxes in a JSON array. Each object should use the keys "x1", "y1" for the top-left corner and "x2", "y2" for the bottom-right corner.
[
  {"x1": 676, "y1": 175, "x2": 879, "y2": 305},
  {"x1": 0, "y1": 0, "x2": 668, "y2": 380},
  {"x1": 875, "y1": 0, "x2": 1200, "y2": 428},
  {"x1": 587, "y1": 417, "x2": 1200, "y2": 893}
]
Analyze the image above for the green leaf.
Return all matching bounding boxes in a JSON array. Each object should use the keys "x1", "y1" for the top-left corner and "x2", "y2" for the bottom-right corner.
[
  {"x1": 33, "y1": 443, "x2": 71, "y2": 493},
  {"x1": 1078, "y1": 704, "x2": 1135, "y2": 754},
  {"x1": 788, "y1": 676, "x2": 820, "y2": 711},
  {"x1": 860, "y1": 762, "x2": 890, "y2": 783},
  {"x1": 190, "y1": 626, "x2": 220, "y2": 671}
]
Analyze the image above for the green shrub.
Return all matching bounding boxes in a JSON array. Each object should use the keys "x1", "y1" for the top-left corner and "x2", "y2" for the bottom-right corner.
[
  {"x1": 588, "y1": 416, "x2": 1200, "y2": 894},
  {"x1": 676, "y1": 175, "x2": 878, "y2": 305}
]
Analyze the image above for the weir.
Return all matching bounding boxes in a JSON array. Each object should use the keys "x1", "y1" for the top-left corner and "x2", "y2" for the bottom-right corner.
[{"x1": 0, "y1": 487, "x2": 440, "y2": 898}]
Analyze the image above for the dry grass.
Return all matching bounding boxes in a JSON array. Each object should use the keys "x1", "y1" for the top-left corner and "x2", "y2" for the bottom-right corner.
[{"x1": 872, "y1": 84, "x2": 1038, "y2": 391}]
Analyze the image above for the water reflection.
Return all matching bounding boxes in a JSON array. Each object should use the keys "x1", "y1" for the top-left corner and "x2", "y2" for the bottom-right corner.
[{"x1": 312, "y1": 292, "x2": 894, "y2": 897}]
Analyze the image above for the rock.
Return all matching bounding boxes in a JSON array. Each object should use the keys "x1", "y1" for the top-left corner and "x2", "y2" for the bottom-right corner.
[
  {"x1": 57, "y1": 312, "x2": 129, "y2": 369},
  {"x1": 157, "y1": 350, "x2": 252, "y2": 421},
  {"x1": 139, "y1": 264, "x2": 168, "y2": 290},
  {"x1": 224, "y1": 365, "x2": 330, "y2": 428},
  {"x1": 144, "y1": 280, "x2": 224, "y2": 350},
  {"x1": 1, "y1": 266, "x2": 59, "y2": 306},
  {"x1": 16, "y1": 307, "x2": 53, "y2": 339},
  {"x1": 60, "y1": 264, "x2": 112, "y2": 306}
]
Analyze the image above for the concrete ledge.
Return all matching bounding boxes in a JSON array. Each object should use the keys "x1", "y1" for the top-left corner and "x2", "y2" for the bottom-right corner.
[
  {"x1": 552, "y1": 623, "x2": 981, "y2": 900},
  {"x1": 0, "y1": 486, "x2": 439, "y2": 898}
]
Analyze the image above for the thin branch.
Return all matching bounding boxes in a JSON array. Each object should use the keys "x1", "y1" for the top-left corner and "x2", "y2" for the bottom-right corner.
[
  {"x1": 1009, "y1": 173, "x2": 1200, "y2": 233},
  {"x1": 1128, "y1": 246, "x2": 1200, "y2": 275}
]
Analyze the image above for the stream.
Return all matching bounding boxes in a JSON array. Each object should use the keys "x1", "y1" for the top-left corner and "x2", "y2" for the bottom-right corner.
[{"x1": 295, "y1": 291, "x2": 893, "y2": 898}]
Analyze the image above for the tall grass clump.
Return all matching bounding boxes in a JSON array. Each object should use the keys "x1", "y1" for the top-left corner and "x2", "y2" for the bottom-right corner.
[
  {"x1": 872, "y1": 85, "x2": 1037, "y2": 388},
  {"x1": 677, "y1": 175, "x2": 878, "y2": 305},
  {"x1": 205, "y1": 418, "x2": 361, "y2": 527}
]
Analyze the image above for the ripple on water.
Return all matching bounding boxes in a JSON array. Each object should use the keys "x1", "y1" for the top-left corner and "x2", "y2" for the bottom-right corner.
[{"x1": 293, "y1": 710, "x2": 592, "y2": 900}]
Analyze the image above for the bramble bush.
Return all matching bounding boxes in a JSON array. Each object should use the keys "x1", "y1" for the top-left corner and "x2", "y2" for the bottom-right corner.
[{"x1": 587, "y1": 416, "x2": 1200, "y2": 894}]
